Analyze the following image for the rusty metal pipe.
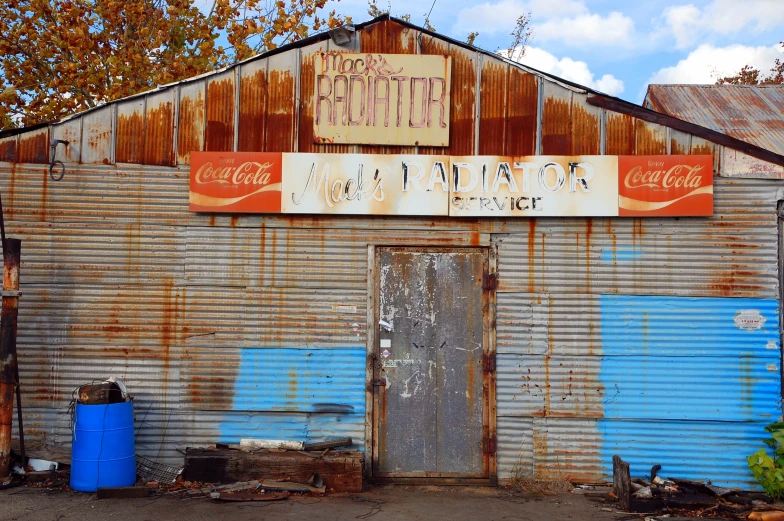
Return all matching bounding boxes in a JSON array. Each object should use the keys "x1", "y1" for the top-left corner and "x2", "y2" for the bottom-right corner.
[{"x1": 0, "y1": 238, "x2": 20, "y2": 477}]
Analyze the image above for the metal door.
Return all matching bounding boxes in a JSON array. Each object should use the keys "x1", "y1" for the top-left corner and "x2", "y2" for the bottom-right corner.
[{"x1": 373, "y1": 247, "x2": 492, "y2": 479}]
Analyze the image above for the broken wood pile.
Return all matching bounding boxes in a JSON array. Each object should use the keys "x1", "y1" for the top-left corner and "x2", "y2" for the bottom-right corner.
[{"x1": 611, "y1": 455, "x2": 784, "y2": 520}]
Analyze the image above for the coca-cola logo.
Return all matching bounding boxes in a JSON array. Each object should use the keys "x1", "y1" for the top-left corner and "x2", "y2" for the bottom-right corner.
[
  {"x1": 194, "y1": 160, "x2": 275, "y2": 187},
  {"x1": 624, "y1": 163, "x2": 705, "y2": 190}
]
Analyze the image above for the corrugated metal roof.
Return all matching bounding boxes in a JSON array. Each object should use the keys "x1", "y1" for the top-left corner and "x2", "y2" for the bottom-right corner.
[{"x1": 645, "y1": 84, "x2": 784, "y2": 155}]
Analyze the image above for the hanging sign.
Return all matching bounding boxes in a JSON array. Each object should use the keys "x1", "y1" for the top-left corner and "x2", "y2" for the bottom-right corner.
[
  {"x1": 313, "y1": 52, "x2": 451, "y2": 146},
  {"x1": 189, "y1": 153, "x2": 713, "y2": 217}
]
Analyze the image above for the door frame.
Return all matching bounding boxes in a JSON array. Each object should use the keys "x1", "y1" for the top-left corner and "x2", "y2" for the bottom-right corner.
[{"x1": 364, "y1": 245, "x2": 498, "y2": 485}]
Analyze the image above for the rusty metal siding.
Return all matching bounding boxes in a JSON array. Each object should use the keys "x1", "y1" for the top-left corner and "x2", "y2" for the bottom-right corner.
[
  {"x1": 419, "y1": 38, "x2": 476, "y2": 155},
  {"x1": 479, "y1": 60, "x2": 508, "y2": 155},
  {"x1": 116, "y1": 99, "x2": 145, "y2": 164},
  {"x1": 17, "y1": 127, "x2": 49, "y2": 164},
  {"x1": 0, "y1": 136, "x2": 17, "y2": 163},
  {"x1": 80, "y1": 105, "x2": 113, "y2": 164},
  {"x1": 177, "y1": 81, "x2": 206, "y2": 165},
  {"x1": 238, "y1": 59, "x2": 268, "y2": 152},
  {"x1": 51, "y1": 120, "x2": 81, "y2": 164},
  {"x1": 0, "y1": 164, "x2": 189, "y2": 225},
  {"x1": 144, "y1": 90, "x2": 176, "y2": 166},
  {"x1": 541, "y1": 82, "x2": 571, "y2": 155},
  {"x1": 206, "y1": 70, "x2": 236, "y2": 152},
  {"x1": 493, "y1": 178, "x2": 784, "y2": 487},
  {"x1": 297, "y1": 41, "x2": 331, "y2": 154},
  {"x1": 571, "y1": 93, "x2": 601, "y2": 155},
  {"x1": 605, "y1": 113, "x2": 635, "y2": 155},
  {"x1": 495, "y1": 179, "x2": 779, "y2": 298},
  {"x1": 265, "y1": 53, "x2": 297, "y2": 152},
  {"x1": 505, "y1": 68, "x2": 538, "y2": 156}
]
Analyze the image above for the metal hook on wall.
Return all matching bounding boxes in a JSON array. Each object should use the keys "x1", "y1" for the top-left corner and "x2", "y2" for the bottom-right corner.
[{"x1": 49, "y1": 139, "x2": 69, "y2": 181}]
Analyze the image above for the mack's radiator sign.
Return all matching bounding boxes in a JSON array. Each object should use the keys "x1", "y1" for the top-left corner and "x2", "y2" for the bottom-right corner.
[
  {"x1": 313, "y1": 52, "x2": 451, "y2": 147},
  {"x1": 189, "y1": 153, "x2": 713, "y2": 217}
]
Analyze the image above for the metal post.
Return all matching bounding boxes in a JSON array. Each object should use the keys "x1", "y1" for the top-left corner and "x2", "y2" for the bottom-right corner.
[{"x1": 0, "y1": 238, "x2": 20, "y2": 477}]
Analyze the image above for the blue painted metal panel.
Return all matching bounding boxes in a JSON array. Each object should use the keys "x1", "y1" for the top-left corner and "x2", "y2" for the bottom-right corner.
[
  {"x1": 600, "y1": 355, "x2": 780, "y2": 421},
  {"x1": 601, "y1": 295, "x2": 781, "y2": 358},
  {"x1": 231, "y1": 347, "x2": 366, "y2": 413},
  {"x1": 598, "y1": 419, "x2": 770, "y2": 488},
  {"x1": 218, "y1": 347, "x2": 367, "y2": 448}
]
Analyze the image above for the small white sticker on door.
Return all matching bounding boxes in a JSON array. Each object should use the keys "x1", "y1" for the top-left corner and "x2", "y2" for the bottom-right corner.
[
  {"x1": 380, "y1": 339, "x2": 392, "y2": 348},
  {"x1": 381, "y1": 349, "x2": 391, "y2": 359}
]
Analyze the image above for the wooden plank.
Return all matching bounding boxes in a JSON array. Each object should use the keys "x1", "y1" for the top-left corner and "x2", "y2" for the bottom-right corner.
[
  {"x1": 183, "y1": 448, "x2": 363, "y2": 492},
  {"x1": 612, "y1": 455, "x2": 631, "y2": 512},
  {"x1": 587, "y1": 95, "x2": 784, "y2": 167}
]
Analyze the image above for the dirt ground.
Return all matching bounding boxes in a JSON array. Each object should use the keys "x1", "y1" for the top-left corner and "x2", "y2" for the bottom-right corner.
[{"x1": 0, "y1": 485, "x2": 626, "y2": 521}]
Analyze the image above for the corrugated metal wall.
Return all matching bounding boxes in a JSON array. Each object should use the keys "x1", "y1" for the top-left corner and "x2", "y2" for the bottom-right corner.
[{"x1": 1, "y1": 17, "x2": 783, "y2": 488}]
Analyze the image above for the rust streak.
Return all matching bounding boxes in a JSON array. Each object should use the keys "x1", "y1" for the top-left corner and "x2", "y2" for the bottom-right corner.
[
  {"x1": 570, "y1": 104, "x2": 600, "y2": 155},
  {"x1": 542, "y1": 97, "x2": 570, "y2": 155},
  {"x1": 605, "y1": 113, "x2": 635, "y2": 155},
  {"x1": 527, "y1": 220, "x2": 536, "y2": 293},
  {"x1": 206, "y1": 78, "x2": 235, "y2": 152},
  {"x1": 635, "y1": 120, "x2": 666, "y2": 155},
  {"x1": 420, "y1": 39, "x2": 474, "y2": 155},
  {"x1": 239, "y1": 69, "x2": 268, "y2": 152},
  {"x1": 478, "y1": 62, "x2": 507, "y2": 155},
  {"x1": 266, "y1": 70, "x2": 295, "y2": 152},
  {"x1": 17, "y1": 131, "x2": 49, "y2": 164},
  {"x1": 0, "y1": 139, "x2": 16, "y2": 162},
  {"x1": 505, "y1": 69, "x2": 537, "y2": 156},
  {"x1": 178, "y1": 90, "x2": 205, "y2": 164},
  {"x1": 144, "y1": 102, "x2": 175, "y2": 166},
  {"x1": 116, "y1": 112, "x2": 144, "y2": 164}
]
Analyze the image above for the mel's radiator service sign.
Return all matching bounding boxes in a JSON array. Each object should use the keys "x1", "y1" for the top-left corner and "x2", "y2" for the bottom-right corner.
[{"x1": 189, "y1": 153, "x2": 713, "y2": 217}]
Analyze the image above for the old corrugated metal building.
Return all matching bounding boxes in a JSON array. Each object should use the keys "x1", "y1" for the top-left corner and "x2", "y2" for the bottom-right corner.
[{"x1": 1, "y1": 16, "x2": 784, "y2": 487}]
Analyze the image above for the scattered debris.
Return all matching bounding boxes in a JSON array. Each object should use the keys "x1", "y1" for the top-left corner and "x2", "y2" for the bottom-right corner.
[
  {"x1": 260, "y1": 479, "x2": 326, "y2": 494},
  {"x1": 610, "y1": 454, "x2": 784, "y2": 519},
  {"x1": 240, "y1": 439, "x2": 304, "y2": 451},
  {"x1": 136, "y1": 455, "x2": 182, "y2": 484}
]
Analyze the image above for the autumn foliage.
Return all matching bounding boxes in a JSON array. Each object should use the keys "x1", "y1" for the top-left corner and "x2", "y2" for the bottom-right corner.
[
  {"x1": 0, "y1": 0, "x2": 347, "y2": 129},
  {"x1": 715, "y1": 42, "x2": 784, "y2": 86}
]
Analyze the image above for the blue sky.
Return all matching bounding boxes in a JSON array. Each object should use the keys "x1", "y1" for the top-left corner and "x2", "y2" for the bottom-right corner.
[{"x1": 324, "y1": 0, "x2": 784, "y2": 102}]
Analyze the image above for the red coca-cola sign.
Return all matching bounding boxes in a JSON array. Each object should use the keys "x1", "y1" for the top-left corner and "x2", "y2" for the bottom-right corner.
[
  {"x1": 618, "y1": 155, "x2": 713, "y2": 216},
  {"x1": 189, "y1": 152, "x2": 283, "y2": 213}
]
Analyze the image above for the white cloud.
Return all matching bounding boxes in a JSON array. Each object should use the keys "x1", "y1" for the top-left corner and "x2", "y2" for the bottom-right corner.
[
  {"x1": 661, "y1": 0, "x2": 784, "y2": 49},
  {"x1": 507, "y1": 46, "x2": 624, "y2": 95},
  {"x1": 452, "y1": 0, "x2": 586, "y2": 36},
  {"x1": 534, "y1": 11, "x2": 635, "y2": 46},
  {"x1": 648, "y1": 43, "x2": 784, "y2": 84}
]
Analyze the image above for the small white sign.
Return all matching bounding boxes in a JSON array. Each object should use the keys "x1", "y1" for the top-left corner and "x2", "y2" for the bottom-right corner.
[
  {"x1": 332, "y1": 304, "x2": 357, "y2": 314},
  {"x1": 767, "y1": 364, "x2": 779, "y2": 372},
  {"x1": 381, "y1": 349, "x2": 391, "y2": 359},
  {"x1": 380, "y1": 339, "x2": 392, "y2": 348},
  {"x1": 767, "y1": 340, "x2": 778, "y2": 350},
  {"x1": 734, "y1": 309, "x2": 766, "y2": 331}
]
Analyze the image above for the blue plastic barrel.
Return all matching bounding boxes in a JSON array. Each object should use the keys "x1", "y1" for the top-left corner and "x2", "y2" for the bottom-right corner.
[{"x1": 70, "y1": 401, "x2": 136, "y2": 492}]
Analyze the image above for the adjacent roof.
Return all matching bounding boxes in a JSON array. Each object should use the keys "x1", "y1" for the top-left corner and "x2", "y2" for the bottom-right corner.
[{"x1": 645, "y1": 84, "x2": 784, "y2": 155}]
